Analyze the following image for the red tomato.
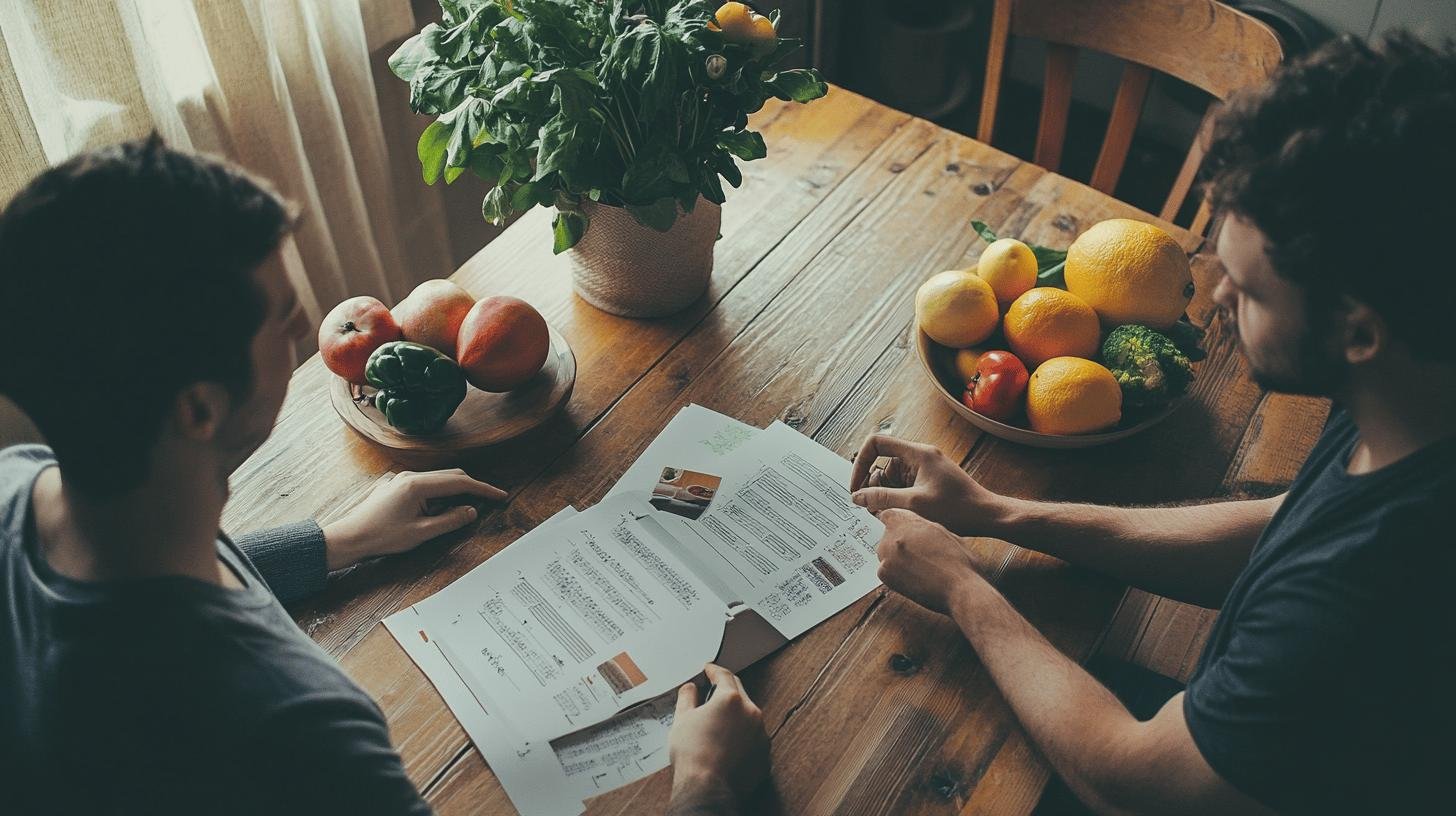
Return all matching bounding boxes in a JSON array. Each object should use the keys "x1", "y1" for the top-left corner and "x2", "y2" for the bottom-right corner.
[{"x1": 959, "y1": 350, "x2": 1029, "y2": 421}]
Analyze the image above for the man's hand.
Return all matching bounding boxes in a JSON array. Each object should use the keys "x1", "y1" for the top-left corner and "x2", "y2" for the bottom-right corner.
[
  {"x1": 849, "y1": 434, "x2": 1007, "y2": 536},
  {"x1": 875, "y1": 508, "x2": 986, "y2": 615},
  {"x1": 667, "y1": 664, "x2": 769, "y2": 815},
  {"x1": 321, "y1": 469, "x2": 507, "y2": 570}
]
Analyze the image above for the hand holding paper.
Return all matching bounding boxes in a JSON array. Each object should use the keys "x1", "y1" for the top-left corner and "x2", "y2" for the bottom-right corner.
[{"x1": 668, "y1": 664, "x2": 769, "y2": 812}]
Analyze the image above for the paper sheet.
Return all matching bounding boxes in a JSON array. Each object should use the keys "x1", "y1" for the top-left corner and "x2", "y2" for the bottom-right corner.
[
  {"x1": 414, "y1": 494, "x2": 726, "y2": 741},
  {"x1": 384, "y1": 507, "x2": 587, "y2": 816},
  {"x1": 654, "y1": 421, "x2": 884, "y2": 638}
]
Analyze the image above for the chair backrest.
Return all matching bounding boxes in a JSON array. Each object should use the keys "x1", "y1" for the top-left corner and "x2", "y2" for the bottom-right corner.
[{"x1": 978, "y1": 0, "x2": 1284, "y2": 233}]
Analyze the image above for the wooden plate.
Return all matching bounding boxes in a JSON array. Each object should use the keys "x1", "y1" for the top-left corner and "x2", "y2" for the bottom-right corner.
[
  {"x1": 913, "y1": 323, "x2": 1180, "y2": 449},
  {"x1": 329, "y1": 325, "x2": 576, "y2": 456}
]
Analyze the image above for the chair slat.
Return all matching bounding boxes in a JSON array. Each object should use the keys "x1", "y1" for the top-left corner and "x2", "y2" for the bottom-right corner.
[
  {"x1": 977, "y1": 0, "x2": 1015, "y2": 144},
  {"x1": 1160, "y1": 107, "x2": 1216, "y2": 222},
  {"x1": 1034, "y1": 43, "x2": 1078, "y2": 172},
  {"x1": 1090, "y1": 62, "x2": 1153, "y2": 194}
]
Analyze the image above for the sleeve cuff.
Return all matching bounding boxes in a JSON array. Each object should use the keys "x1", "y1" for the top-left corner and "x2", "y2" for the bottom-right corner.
[{"x1": 234, "y1": 519, "x2": 329, "y2": 604}]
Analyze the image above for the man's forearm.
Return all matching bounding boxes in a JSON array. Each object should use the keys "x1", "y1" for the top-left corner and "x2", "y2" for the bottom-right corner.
[
  {"x1": 665, "y1": 775, "x2": 739, "y2": 816},
  {"x1": 948, "y1": 575, "x2": 1152, "y2": 814},
  {"x1": 984, "y1": 494, "x2": 1282, "y2": 607}
]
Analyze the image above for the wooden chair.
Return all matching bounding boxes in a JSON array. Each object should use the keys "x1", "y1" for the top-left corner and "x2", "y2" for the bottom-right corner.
[{"x1": 978, "y1": 0, "x2": 1284, "y2": 234}]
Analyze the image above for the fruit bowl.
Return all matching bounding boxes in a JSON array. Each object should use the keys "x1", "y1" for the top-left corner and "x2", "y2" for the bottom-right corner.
[
  {"x1": 913, "y1": 322, "x2": 1181, "y2": 449},
  {"x1": 328, "y1": 323, "x2": 576, "y2": 457}
]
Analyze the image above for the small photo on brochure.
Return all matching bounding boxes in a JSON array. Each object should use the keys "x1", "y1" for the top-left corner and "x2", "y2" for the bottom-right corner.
[{"x1": 649, "y1": 466, "x2": 721, "y2": 521}]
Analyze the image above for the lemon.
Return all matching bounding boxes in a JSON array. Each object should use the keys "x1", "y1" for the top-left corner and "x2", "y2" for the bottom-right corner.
[
  {"x1": 977, "y1": 238, "x2": 1038, "y2": 307},
  {"x1": 1002, "y1": 287, "x2": 1101, "y2": 368},
  {"x1": 1065, "y1": 219, "x2": 1193, "y2": 329},
  {"x1": 1026, "y1": 357, "x2": 1123, "y2": 435},
  {"x1": 710, "y1": 3, "x2": 776, "y2": 51},
  {"x1": 952, "y1": 347, "x2": 985, "y2": 383},
  {"x1": 916, "y1": 270, "x2": 999, "y2": 348}
]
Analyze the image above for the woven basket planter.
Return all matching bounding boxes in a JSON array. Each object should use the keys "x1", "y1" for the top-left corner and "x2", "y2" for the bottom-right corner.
[{"x1": 565, "y1": 198, "x2": 720, "y2": 318}]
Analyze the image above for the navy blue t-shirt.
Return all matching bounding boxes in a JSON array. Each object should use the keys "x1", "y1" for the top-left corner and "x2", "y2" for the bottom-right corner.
[{"x1": 1184, "y1": 409, "x2": 1455, "y2": 813}]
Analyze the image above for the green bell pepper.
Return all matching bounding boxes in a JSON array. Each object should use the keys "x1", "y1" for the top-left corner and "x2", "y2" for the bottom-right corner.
[{"x1": 364, "y1": 341, "x2": 467, "y2": 434}]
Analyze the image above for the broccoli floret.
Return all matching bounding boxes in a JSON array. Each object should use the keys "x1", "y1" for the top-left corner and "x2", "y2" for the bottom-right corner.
[{"x1": 1100, "y1": 324, "x2": 1194, "y2": 408}]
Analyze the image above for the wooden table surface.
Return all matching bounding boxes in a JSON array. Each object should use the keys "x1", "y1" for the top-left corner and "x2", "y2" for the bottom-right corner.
[{"x1": 223, "y1": 86, "x2": 1316, "y2": 814}]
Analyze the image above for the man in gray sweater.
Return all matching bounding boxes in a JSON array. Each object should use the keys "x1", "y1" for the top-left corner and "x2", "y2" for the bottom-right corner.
[{"x1": 0, "y1": 137, "x2": 766, "y2": 814}]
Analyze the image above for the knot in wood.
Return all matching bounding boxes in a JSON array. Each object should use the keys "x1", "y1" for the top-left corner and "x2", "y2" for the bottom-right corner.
[
  {"x1": 1052, "y1": 214, "x2": 1077, "y2": 231},
  {"x1": 972, "y1": 183, "x2": 992, "y2": 196},
  {"x1": 927, "y1": 769, "x2": 962, "y2": 800},
  {"x1": 888, "y1": 652, "x2": 919, "y2": 673},
  {"x1": 944, "y1": 162, "x2": 961, "y2": 173},
  {"x1": 889, "y1": 162, "x2": 907, "y2": 173}
]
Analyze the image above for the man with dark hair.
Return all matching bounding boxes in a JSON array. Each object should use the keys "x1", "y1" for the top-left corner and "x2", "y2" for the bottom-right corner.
[
  {"x1": 850, "y1": 32, "x2": 1455, "y2": 815},
  {"x1": 0, "y1": 137, "x2": 768, "y2": 814}
]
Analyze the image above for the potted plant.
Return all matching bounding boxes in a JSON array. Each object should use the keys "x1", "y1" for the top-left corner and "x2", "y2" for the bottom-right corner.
[{"x1": 390, "y1": 0, "x2": 829, "y2": 317}]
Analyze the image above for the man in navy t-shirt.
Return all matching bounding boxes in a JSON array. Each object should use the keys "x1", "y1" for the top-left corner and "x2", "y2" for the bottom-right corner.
[{"x1": 850, "y1": 32, "x2": 1455, "y2": 815}]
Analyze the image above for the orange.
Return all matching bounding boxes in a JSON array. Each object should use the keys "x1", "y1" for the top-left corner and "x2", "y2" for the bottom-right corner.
[
  {"x1": 1002, "y1": 287, "x2": 1100, "y2": 368},
  {"x1": 1064, "y1": 219, "x2": 1194, "y2": 329},
  {"x1": 915, "y1": 270, "x2": 999, "y2": 349},
  {"x1": 1026, "y1": 357, "x2": 1122, "y2": 435}
]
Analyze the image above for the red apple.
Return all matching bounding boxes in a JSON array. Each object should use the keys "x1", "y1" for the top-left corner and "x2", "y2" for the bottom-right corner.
[
  {"x1": 960, "y1": 350, "x2": 1029, "y2": 422},
  {"x1": 318, "y1": 296, "x2": 402, "y2": 383},
  {"x1": 392, "y1": 279, "x2": 476, "y2": 358},
  {"x1": 457, "y1": 296, "x2": 549, "y2": 392}
]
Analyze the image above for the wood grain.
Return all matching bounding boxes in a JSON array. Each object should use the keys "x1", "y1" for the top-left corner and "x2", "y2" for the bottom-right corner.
[{"x1": 219, "y1": 84, "x2": 1282, "y2": 815}]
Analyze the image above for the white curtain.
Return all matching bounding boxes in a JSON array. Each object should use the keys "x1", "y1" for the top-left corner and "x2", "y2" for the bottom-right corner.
[{"x1": 0, "y1": 0, "x2": 454, "y2": 445}]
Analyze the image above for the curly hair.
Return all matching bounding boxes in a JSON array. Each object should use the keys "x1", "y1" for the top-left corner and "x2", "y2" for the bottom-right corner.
[{"x1": 1202, "y1": 31, "x2": 1456, "y2": 360}]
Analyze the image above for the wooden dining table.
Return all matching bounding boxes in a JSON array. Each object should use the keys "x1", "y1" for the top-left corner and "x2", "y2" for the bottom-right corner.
[{"x1": 222, "y1": 86, "x2": 1326, "y2": 814}]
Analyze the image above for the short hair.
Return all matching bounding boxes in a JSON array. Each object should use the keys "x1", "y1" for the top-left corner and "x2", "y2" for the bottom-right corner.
[
  {"x1": 1203, "y1": 31, "x2": 1456, "y2": 359},
  {"x1": 0, "y1": 135, "x2": 295, "y2": 495}
]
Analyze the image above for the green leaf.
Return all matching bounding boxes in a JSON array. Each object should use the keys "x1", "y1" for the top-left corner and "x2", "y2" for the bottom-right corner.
[
  {"x1": 700, "y1": 166, "x2": 726, "y2": 205},
  {"x1": 388, "y1": 25, "x2": 442, "y2": 83},
  {"x1": 417, "y1": 120, "x2": 451, "y2": 185},
  {"x1": 467, "y1": 149, "x2": 505, "y2": 182},
  {"x1": 766, "y1": 68, "x2": 828, "y2": 103},
  {"x1": 444, "y1": 98, "x2": 488, "y2": 168},
  {"x1": 482, "y1": 185, "x2": 512, "y2": 225},
  {"x1": 510, "y1": 181, "x2": 542, "y2": 212},
  {"x1": 711, "y1": 150, "x2": 742, "y2": 188},
  {"x1": 970, "y1": 220, "x2": 999, "y2": 244},
  {"x1": 534, "y1": 115, "x2": 578, "y2": 181},
  {"x1": 552, "y1": 209, "x2": 588, "y2": 254},
  {"x1": 718, "y1": 130, "x2": 766, "y2": 161},
  {"x1": 444, "y1": 165, "x2": 465, "y2": 184},
  {"x1": 1038, "y1": 260, "x2": 1067, "y2": 288},
  {"x1": 622, "y1": 151, "x2": 676, "y2": 203},
  {"x1": 627, "y1": 197, "x2": 679, "y2": 232},
  {"x1": 1033, "y1": 246, "x2": 1068, "y2": 271}
]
